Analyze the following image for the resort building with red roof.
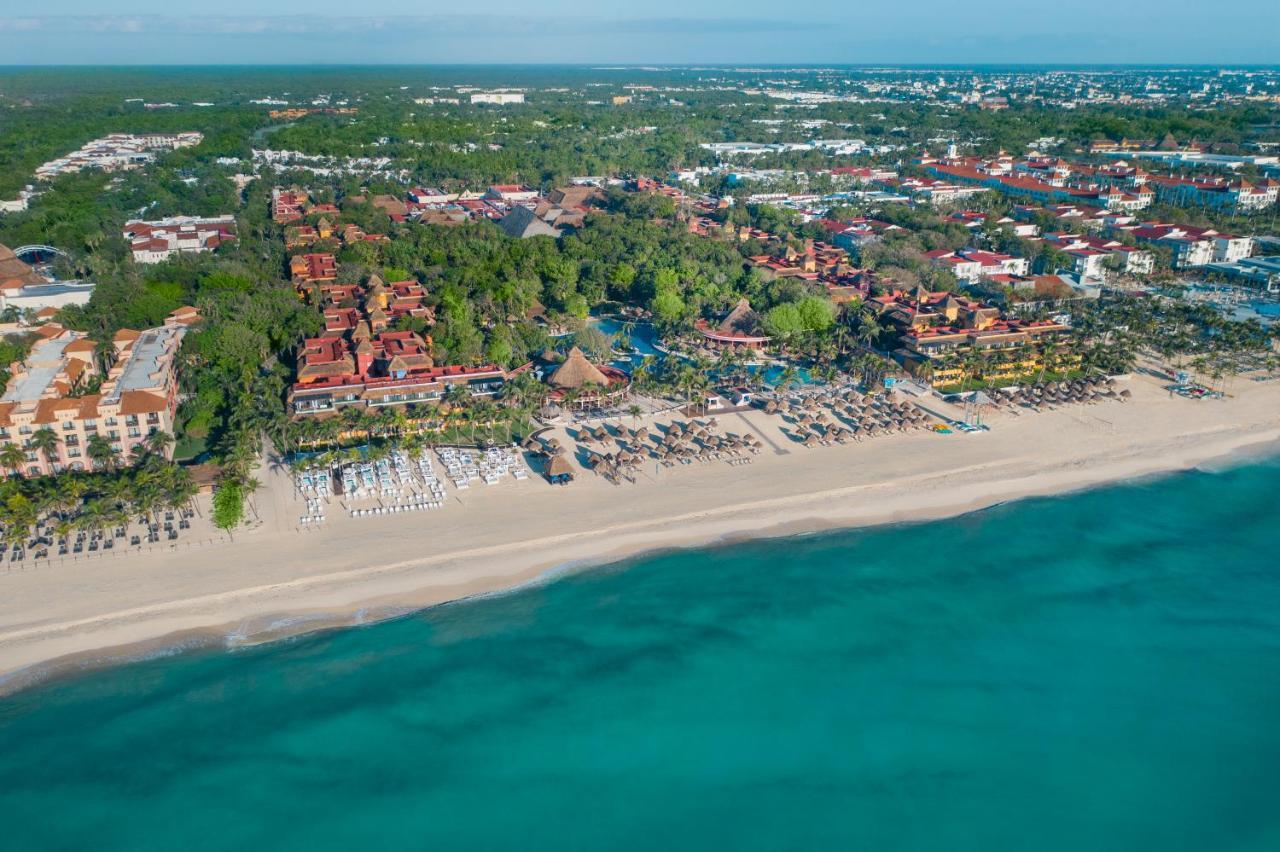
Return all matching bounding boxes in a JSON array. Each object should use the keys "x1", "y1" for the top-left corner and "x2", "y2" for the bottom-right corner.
[
  {"x1": 924, "y1": 248, "x2": 1030, "y2": 283},
  {"x1": 869, "y1": 287, "x2": 1076, "y2": 388},
  {"x1": 289, "y1": 273, "x2": 498, "y2": 417},
  {"x1": 0, "y1": 309, "x2": 195, "y2": 476},
  {"x1": 1041, "y1": 233, "x2": 1155, "y2": 278},
  {"x1": 123, "y1": 215, "x2": 237, "y2": 264},
  {"x1": 290, "y1": 253, "x2": 339, "y2": 291},
  {"x1": 271, "y1": 187, "x2": 311, "y2": 223},
  {"x1": 1123, "y1": 223, "x2": 1254, "y2": 268}
]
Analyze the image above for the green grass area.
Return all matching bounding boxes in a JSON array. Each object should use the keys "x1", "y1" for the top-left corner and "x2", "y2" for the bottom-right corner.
[{"x1": 172, "y1": 435, "x2": 209, "y2": 462}]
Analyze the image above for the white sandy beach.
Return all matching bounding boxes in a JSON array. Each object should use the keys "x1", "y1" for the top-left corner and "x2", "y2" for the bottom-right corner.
[{"x1": 1, "y1": 369, "x2": 1278, "y2": 693}]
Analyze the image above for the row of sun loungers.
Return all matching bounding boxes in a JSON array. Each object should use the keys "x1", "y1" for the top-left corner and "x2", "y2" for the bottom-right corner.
[
  {"x1": 5, "y1": 510, "x2": 198, "y2": 563},
  {"x1": 349, "y1": 500, "x2": 445, "y2": 517}
]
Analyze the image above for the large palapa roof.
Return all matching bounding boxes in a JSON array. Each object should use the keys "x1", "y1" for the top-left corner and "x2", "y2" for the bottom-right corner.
[
  {"x1": 546, "y1": 347, "x2": 609, "y2": 389},
  {"x1": 0, "y1": 244, "x2": 45, "y2": 287}
]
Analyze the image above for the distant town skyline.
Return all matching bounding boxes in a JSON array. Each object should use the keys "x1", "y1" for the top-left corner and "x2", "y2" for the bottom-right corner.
[{"x1": 1, "y1": 2, "x2": 1279, "y2": 65}]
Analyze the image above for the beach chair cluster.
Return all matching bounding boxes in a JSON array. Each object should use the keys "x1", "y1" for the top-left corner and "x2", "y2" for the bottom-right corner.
[
  {"x1": 437, "y1": 445, "x2": 529, "y2": 489},
  {"x1": 335, "y1": 449, "x2": 455, "y2": 518},
  {"x1": 3, "y1": 508, "x2": 198, "y2": 566},
  {"x1": 296, "y1": 466, "x2": 335, "y2": 526},
  {"x1": 415, "y1": 452, "x2": 448, "y2": 503},
  {"x1": 338, "y1": 458, "x2": 402, "y2": 500},
  {"x1": 297, "y1": 468, "x2": 333, "y2": 498},
  {"x1": 300, "y1": 497, "x2": 327, "y2": 526}
]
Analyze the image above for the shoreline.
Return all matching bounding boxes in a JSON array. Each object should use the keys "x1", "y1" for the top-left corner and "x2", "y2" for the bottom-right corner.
[{"x1": 2, "y1": 375, "x2": 1279, "y2": 696}]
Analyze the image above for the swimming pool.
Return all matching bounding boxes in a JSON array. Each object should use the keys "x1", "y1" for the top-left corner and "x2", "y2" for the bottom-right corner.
[{"x1": 589, "y1": 318, "x2": 663, "y2": 371}]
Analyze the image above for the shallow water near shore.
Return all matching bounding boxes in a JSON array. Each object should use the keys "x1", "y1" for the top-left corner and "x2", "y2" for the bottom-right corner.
[{"x1": 2, "y1": 459, "x2": 1280, "y2": 851}]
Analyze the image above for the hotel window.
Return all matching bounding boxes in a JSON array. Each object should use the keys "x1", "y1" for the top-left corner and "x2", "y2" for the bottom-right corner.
[
  {"x1": 125, "y1": 415, "x2": 139, "y2": 426},
  {"x1": 105, "y1": 417, "x2": 118, "y2": 427},
  {"x1": 128, "y1": 428, "x2": 141, "y2": 438},
  {"x1": 63, "y1": 421, "x2": 75, "y2": 430},
  {"x1": 108, "y1": 431, "x2": 119, "y2": 440},
  {"x1": 147, "y1": 413, "x2": 160, "y2": 424},
  {"x1": 18, "y1": 426, "x2": 31, "y2": 435}
]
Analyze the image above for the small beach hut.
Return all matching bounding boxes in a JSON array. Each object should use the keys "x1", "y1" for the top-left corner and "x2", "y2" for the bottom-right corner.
[{"x1": 545, "y1": 455, "x2": 575, "y2": 484}]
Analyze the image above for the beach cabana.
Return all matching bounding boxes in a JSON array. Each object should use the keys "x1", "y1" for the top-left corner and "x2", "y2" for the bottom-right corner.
[{"x1": 545, "y1": 455, "x2": 575, "y2": 485}]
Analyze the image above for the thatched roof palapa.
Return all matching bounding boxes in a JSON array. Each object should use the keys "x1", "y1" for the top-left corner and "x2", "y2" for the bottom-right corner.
[
  {"x1": 716, "y1": 298, "x2": 762, "y2": 337},
  {"x1": 545, "y1": 455, "x2": 575, "y2": 479},
  {"x1": 547, "y1": 347, "x2": 611, "y2": 390}
]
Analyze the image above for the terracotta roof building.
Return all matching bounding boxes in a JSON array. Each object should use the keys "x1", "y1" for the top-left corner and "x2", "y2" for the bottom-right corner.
[
  {"x1": 123, "y1": 215, "x2": 237, "y2": 264},
  {"x1": 870, "y1": 288, "x2": 1074, "y2": 388},
  {"x1": 290, "y1": 273, "x2": 495, "y2": 417},
  {"x1": 0, "y1": 308, "x2": 193, "y2": 476}
]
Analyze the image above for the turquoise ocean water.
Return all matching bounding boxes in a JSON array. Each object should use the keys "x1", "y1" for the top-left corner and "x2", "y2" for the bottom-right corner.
[{"x1": 2, "y1": 458, "x2": 1280, "y2": 851}]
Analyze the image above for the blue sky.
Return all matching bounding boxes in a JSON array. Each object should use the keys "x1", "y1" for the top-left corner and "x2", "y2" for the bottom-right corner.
[{"x1": 1, "y1": 1, "x2": 1277, "y2": 65}]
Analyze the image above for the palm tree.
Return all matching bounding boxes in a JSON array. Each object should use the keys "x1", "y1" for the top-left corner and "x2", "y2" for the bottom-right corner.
[
  {"x1": 627, "y1": 403, "x2": 643, "y2": 425},
  {"x1": 1037, "y1": 340, "x2": 1060, "y2": 384},
  {"x1": 86, "y1": 434, "x2": 117, "y2": 472},
  {"x1": 856, "y1": 308, "x2": 885, "y2": 353},
  {"x1": 915, "y1": 358, "x2": 935, "y2": 388},
  {"x1": 0, "y1": 444, "x2": 27, "y2": 478},
  {"x1": 959, "y1": 350, "x2": 982, "y2": 393},
  {"x1": 29, "y1": 428, "x2": 61, "y2": 470},
  {"x1": 144, "y1": 430, "x2": 174, "y2": 458},
  {"x1": 630, "y1": 362, "x2": 652, "y2": 393},
  {"x1": 51, "y1": 476, "x2": 88, "y2": 518}
]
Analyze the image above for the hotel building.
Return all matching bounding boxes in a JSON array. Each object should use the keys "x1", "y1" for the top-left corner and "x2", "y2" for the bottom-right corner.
[{"x1": 0, "y1": 308, "x2": 196, "y2": 476}]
